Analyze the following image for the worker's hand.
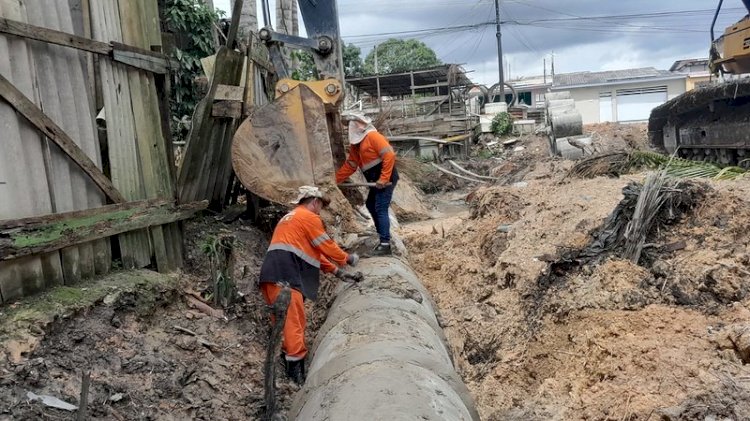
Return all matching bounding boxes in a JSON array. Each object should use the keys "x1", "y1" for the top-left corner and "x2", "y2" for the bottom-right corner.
[
  {"x1": 347, "y1": 253, "x2": 360, "y2": 267},
  {"x1": 335, "y1": 269, "x2": 364, "y2": 283},
  {"x1": 375, "y1": 180, "x2": 389, "y2": 189},
  {"x1": 343, "y1": 271, "x2": 364, "y2": 283}
]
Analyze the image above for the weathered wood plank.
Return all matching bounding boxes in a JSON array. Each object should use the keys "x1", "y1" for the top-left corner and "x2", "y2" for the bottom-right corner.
[
  {"x1": 112, "y1": 43, "x2": 167, "y2": 73},
  {"x1": 0, "y1": 16, "x2": 110, "y2": 54},
  {"x1": 178, "y1": 47, "x2": 245, "y2": 206},
  {"x1": 0, "y1": 199, "x2": 164, "y2": 229},
  {"x1": 0, "y1": 0, "x2": 59, "y2": 296},
  {"x1": 215, "y1": 84, "x2": 244, "y2": 101},
  {"x1": 0, "y1": 16, "x2": 176, "y2": 74},
  {"x1": 0, "y1": 200, "x2": 207, "y2": 261},
  {"x1": 0, "y1": 72, "x2": 126, "y2": 203},
  {"x1": 212, "y1": 100, "x2": 242, "y2": 118},
  {"x1": 93, "y1": 0, "x2": 151, "y2": 269},
  {"x1": 226, "y1": 0, "x2": 244, "y2": 48}
]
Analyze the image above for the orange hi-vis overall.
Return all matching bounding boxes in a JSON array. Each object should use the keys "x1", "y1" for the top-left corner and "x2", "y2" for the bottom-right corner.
[
  {"x1": 335, "y1": 130, "x2": 396, "y2": 185},
  {"x1": 259, "y1": 205, "x2": 349, "y2": 361}
]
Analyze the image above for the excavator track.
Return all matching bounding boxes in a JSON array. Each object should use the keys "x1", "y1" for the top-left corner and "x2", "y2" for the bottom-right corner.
[{"x1": 648, "y1": 79, "x2": 750, "y2": 167}]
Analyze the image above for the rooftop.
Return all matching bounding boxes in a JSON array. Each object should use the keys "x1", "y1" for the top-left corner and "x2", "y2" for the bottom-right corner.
[
  {"x1": 507, "y1": 74, "x2": 551, "y2": 89},
  {"x1": 553, "y1": 67, "x2": 684, "y2": 88},
  {"x1": 346, "y1": 64, "x2": 473, "y2": 97},
  {"x1": 670, "y1": 58, "x2": 709, "y2": 72}
]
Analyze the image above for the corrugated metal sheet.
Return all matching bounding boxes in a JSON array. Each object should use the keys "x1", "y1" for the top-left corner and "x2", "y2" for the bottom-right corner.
[{"x1": 346, "y1": 64, "x2": 474, "y2": 97}]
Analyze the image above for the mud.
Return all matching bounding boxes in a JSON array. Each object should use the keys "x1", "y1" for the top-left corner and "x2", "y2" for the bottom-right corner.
[
  {"x1": 0, "y1": 217, "x2": 343, "y2": 420},
  {"x1": 401, "y1": 127, "x2": 750, "y2": 420}
]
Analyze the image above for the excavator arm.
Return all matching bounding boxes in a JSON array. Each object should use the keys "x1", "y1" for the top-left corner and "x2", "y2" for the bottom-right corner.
[
  {"x1": 709, "y1": 0, "x2": 750, "y2": 75},
  {"x1": 231, "y1": 0, "x2": 346, "y2": 204}
]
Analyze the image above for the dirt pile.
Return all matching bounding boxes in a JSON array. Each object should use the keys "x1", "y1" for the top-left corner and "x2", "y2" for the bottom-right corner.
[
  {"x1": 586, "y1": 122, "x2": 650, "y2": 152},
  {"x1": 403, "y1": 153, "x2": 750, "y2": 419}
]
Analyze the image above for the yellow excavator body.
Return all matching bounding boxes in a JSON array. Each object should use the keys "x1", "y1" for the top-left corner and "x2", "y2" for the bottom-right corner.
[{"x1": 711, "y1": 15, "x2": 750, "y2": 74}]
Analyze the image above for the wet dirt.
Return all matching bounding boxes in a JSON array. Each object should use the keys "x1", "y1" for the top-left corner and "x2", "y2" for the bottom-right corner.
[
  {"x1": 0, "y1": 216, "x2": 340, "y2": 420},
  {"x1": 402, "y1": 127, "x2": 750, "y2": 420}
]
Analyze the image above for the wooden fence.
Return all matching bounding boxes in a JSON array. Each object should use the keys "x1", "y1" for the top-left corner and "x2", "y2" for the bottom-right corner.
[{"x1": 0, "y1": 0, "x2": 205, "y2": 304}]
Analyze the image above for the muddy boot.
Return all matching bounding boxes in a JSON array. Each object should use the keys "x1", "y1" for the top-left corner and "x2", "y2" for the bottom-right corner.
[
  {"x1": 286, "y1": 359, "x2": 306, "y2": 385},
  {"x1": 371, "y1": 243, "x2": 392, "y2": 256}
]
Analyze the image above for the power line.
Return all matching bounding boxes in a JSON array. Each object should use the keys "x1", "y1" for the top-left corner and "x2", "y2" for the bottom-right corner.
[{"x1": 343, "y1": 7, "x2": 744, "y2": 43}]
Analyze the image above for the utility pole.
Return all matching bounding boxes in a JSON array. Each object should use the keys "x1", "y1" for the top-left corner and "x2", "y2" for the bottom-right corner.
[
  {"x1": 494, "y1": 0, "x2": 504, "y2": 102},
  {"x1": 375, "y1": 44, "x2": 382, "y2": 113}
]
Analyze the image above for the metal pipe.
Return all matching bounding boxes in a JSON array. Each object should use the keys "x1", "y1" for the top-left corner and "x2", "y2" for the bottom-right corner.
[
  {"x1": 447, "y1": 160, "x2": 499, "y2": 181},
  {"x1": 290, "y1": 257, "x2": 480, "y2": 420},
  {"x1": 430, "y1": 162, "x2": 487, "y2": 184},
  {"x1": 261, "y1": 0, "x2": 272, "y2": 29}
]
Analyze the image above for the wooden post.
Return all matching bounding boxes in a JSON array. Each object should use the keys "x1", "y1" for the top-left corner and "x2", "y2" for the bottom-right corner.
[
  {"x1": 76, "y1": 371, "x2": 91, "y2": 421},
  {"x1": 226, "y1": 0, "x2": 244, "y2": 49}
]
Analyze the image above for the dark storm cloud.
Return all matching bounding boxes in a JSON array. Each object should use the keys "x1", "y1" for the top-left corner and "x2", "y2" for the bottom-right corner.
[
  {"x1": 216, "y1": 0, "x2": 747, "y2": 84},
  {"x1": 337, "y1": 0, "x2": 747, "y2": 84}
]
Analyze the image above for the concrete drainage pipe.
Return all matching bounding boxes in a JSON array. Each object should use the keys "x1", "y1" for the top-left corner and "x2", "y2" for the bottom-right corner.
[{"x1": 289, "y1": 257, "x2": 480, "y2": 420}]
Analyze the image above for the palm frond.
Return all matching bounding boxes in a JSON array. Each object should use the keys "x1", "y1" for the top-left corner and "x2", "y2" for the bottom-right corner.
[{"x1": 568, "y1": 149, "x2": 748, "y2": 180}]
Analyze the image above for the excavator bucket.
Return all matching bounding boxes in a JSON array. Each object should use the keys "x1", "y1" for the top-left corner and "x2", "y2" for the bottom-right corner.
[{"x1": 231, "y1": 81, "x2": 341, "y2": 204}]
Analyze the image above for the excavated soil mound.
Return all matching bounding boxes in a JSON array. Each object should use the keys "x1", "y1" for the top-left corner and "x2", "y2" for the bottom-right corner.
[{"x1": 404, "y1": 164, "x2": 750, "y2": 420}]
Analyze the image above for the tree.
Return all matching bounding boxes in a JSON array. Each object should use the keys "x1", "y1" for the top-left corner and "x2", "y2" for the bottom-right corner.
[
  {"x1": 363, "y1": 38, "x2": 441, "y2": 75},
  {"x1": 290, "y1": 49, "x2": 317, "y2": 81},
  {"x1": 343, "y1": 43, "x2": 364, "y2": 77}
]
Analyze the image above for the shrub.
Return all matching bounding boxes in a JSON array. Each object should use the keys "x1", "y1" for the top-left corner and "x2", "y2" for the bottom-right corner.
[{"x1": 491, "y1": 112, "x2": 513, "y2": 136}]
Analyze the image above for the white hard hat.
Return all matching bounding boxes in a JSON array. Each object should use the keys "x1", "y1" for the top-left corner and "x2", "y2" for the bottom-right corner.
[{"x1": 291, "y1": 185, "x2": 330, "y2": 206}]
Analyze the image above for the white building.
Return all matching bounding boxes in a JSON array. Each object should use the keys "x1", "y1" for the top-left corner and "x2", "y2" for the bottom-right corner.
[{"x1": 550, "y1": 67, "x2": 687, "y2": 124}]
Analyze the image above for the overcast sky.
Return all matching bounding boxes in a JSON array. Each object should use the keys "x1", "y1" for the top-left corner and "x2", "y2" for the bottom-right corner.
[{"x1": 215, "y1": 0, "x2": 747, "y2": 86}]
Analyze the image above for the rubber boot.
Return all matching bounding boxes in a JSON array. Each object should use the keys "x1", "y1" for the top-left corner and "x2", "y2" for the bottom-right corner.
[
  {"x1": 286, "y1": 359, "x2": 306, "y2": 385},
  {"x1": 371, "y1": 243, "x2": 392, "y2": 256}
]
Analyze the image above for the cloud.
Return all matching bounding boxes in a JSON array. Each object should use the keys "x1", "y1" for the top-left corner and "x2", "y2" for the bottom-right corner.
[{"x1": 215, "y1": 0, "x2": 747, "y2": 85}]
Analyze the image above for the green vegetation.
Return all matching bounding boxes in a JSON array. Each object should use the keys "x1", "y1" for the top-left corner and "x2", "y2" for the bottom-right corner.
[
  {"x1": 343, "y1": 43, "x2": 364, "y2": 77},
  {"x1": 570, "y1": 150, "x2": 749, "y2": 180},
  {"x1": 363, "y1": 38, "x2": 441, "y2": 75},
  {"x1": 164, "y1": 0, "x2": 223, "y2": 139},
  {"x1": 201, "y1": 234, "x2": 236, "y2": 308},
  {"x1": 1, "y1": 271, "x2": 177, "y2": 337},
  {"x1": 291, "y1": 42, "x2": 364, "y2": 81},
  {"x1": 491, "y1": 112, "x2": 513, "y2": 136},
  {"x1": 631, "y1": 151, "x2": 748, "y2": 180},
  {"x1": 11, "y1": 209, "x2": 137, "y2": 248}
]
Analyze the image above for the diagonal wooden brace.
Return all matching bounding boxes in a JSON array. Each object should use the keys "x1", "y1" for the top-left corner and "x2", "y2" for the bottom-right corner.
[{"x1": 0, "y1": 72, "x2": 127, "y2": 203}]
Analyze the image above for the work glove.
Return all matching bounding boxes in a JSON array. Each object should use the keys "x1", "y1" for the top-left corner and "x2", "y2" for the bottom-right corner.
[
  {"x1": 347, "y1": 253, "x2": 360, "y2": 267},
  {"x1": 335, "y1": 269, "x2": 364, "y2": 283},
  {"x1": 375, "y1": 180, "x2": 388, "y2": 189}
]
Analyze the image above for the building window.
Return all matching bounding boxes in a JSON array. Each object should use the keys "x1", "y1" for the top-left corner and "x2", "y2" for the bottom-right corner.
[
  {"x1": 507, "y1": 91, "x2": 532, "y2": 106},
  {"x1": 535, "y1": 93, "x2": 546, "y2": 104}
]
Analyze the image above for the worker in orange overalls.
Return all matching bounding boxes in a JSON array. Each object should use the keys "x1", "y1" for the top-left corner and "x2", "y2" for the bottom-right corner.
[
  {"x1": 258, "y1": 186, "x2": 361, "y2": 384},
  {"x1": 335, "y1": 113, "x2": 399, "y2": 256}
]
